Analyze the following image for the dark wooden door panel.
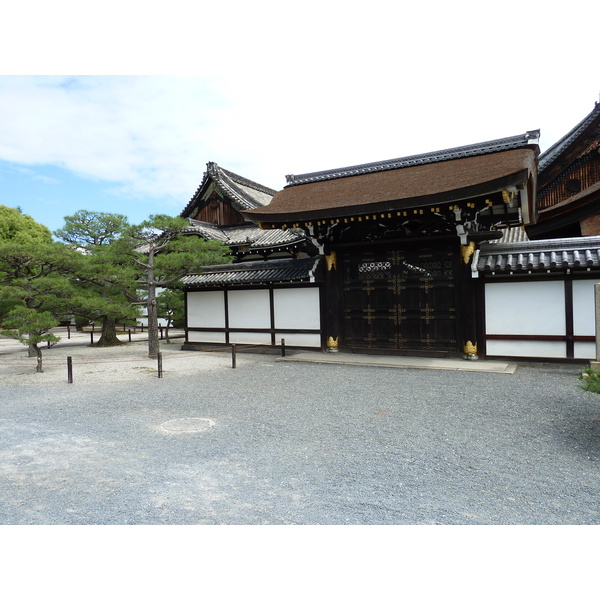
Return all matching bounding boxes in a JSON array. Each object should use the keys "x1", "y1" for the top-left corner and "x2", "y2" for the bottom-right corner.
[{"x1": 341, "y1": 246, "x2": 459, "y2": 352}]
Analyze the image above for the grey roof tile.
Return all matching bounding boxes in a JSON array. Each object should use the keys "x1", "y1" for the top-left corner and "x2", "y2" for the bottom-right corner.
[
  {"x1": 181, "y1": 256, "x2": 324, "y2": 287},
  {"x1": 181, "y1": 162, "x2": 276, "y2": 217},
  {"x1": 477, "y1": 235, "x2": 600, "y2": 272},
  {"x1": 184, "y1": 220, "x2": 306, "y2": 249}
]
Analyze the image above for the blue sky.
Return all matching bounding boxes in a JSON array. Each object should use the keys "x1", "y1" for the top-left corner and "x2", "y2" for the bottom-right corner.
[{"x1": 1, "y1": 1, "x2": 599, "y2": 236}]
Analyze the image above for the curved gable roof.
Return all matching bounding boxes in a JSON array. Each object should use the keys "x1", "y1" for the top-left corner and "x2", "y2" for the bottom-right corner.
[{"x1": 181, "y1": 162, "x2": 276, "y2": 218}]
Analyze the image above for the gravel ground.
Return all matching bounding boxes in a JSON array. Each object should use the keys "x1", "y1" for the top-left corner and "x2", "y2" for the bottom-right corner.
[{"x1": 0, "y1": 339, "x2": 599, "y2": 525}]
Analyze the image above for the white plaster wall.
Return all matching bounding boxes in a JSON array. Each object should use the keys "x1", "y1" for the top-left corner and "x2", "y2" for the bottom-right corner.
[
  {"x1": 273, "y1": 288, "x2": 321, "y2": 330},
  {"x1": 228, "y1": 289, "x2": 271, "y2": 328},
  {"x1": 229, "y1": 332, "x2": 273, "y2": 345},
  {"x1": 274, "y1": 332, "x2": 322, "y2": 347},
  {"x1": 485, "y1": 281, "x2": 565, "y2": 335},
  {"x1": 486, "y1": 340, "x2": 566, "y2": 359},
  {"x1": 187, "y1": 291, "x2": 225, "y2": 328},
  {"x1": 187, "y1": 330, "x2": 226, "y2": 343},
  {"x1": 574, "y1": 342, "x2": 596, "y2": 360},
  {"x1": 572, "y1": 279, "x2": 600, "y2": 336}
]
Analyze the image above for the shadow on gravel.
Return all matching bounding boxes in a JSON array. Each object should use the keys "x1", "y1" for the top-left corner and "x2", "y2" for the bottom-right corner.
[{"x1": 559, "y1": 415, "x2": 600, "y2": 460}]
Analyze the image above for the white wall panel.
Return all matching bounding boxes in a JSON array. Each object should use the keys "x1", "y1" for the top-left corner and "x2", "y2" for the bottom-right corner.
[
  {"x1": 485, "y1": 281, "x2": 565, "y2": 335},
  {"x1": 274, "y1": 333, "x2": 322, "y2": 347},
  {"x1": 574, "y1": 342, "x2": 596, "y2": 360},
  {"x1": 188, "y1": 330, "x2": 226, "y2": 343},
  {"x1": 228, "y1": 289, "x2": 271, "y2": 328},
  {"x1": 273, "y1": 288, "x2": 321, "y2": 330},
  {"x1": 229, "y1": 332, "x2": 273, "y2": 345},
  {"x1": 187, "y1": 291, "x2": 225, "y2": 328},
  {"x1": 486, "y1": 340, "x2": 566, "y2": 358},
  {"x1": 573, "y1": 279, "x2": 600, "y2": 336}
]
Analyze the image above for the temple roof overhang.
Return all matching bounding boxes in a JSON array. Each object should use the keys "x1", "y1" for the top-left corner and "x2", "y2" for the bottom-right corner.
[
  {"x1": 183, "y1": 219, "x2": 307, "y2": 250},
  {"x1": 181, "y1": 256, "x2": 323, "y2": 288},
  {"x1": 526, "y1": 181, "x2": 600, "y2": 239},
  {"x1": 538, "y1": 102, "x2": 600, "y2": 185},
  {"x1": 244, "y1": 138, "x2": 539, "y2": 227}
]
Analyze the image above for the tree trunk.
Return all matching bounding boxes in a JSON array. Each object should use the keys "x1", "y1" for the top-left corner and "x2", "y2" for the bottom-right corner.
[
  {"x1": 33, "y1": 343, "x2": 43, "y2": 373},
  {"x1": 27, "y1": 332, "x2": 36, "y2": 357},
  {"x1": 146, "y1": 252, "x2": 160, "y2": 358},
  {"x1": 96, "y1": 315, "x2": 123, "y2": 347},
  {"x1": 165, "y1": 317, "x2": 172, "y2": 343}
]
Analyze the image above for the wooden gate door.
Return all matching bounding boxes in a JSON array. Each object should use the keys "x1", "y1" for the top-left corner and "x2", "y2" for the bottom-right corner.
[{"x1": 341, "y1": 245, "x2": 459, "y2": 353}]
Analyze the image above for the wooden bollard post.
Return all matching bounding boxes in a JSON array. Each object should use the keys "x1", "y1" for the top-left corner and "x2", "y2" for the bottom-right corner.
[
  {"x1": 67, "y1": 325, "x2": 71, "y2": 339},
  {"x1": 157, "y1": 352, "x2": 163, "y2": 378},
  {"x1": 67, "y1": 356, "x2": 73, "y2": 384},
  {"x1": 281, "y1": 338, "x2": 286, "y2": 357},
  {"x1": 231, "y1": 344, "x2": 236, "y2": 369}
]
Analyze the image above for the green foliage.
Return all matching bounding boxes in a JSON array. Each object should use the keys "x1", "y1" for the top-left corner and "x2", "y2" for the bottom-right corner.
[
  {"x1": 1, "y1": 210, "x2": 231, "y2": 356},
  {"x1": 578, "y1": 369, "x2": 600, "y2": 394},
  {"x1": 54, "y1": 209, "x2": 129, "y2": 249},
  {"x1": 2, "y1": 306, "x2": 60, "y2": 346},
  {"x1": 1, "y1": 307, "x2": 60, "y2": 372},
  {"x1": 113, "y1": 214, "x2": 231, "y2": 357},
  {"x1": 157, "y1": 288, "x2": 185, "y2": 328},
  {"x1": 0, "y1": 205, "x2": 53, "y2": 244},
  {"x1": 0, "y1": 242, "x2": 82, "y2": 319},
  {"x1": 54, "y1": 211, "x2": 140, "y2": 345}
]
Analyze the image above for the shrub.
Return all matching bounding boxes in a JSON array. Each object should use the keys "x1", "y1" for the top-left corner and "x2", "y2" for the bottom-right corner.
[{"x1": 578, "y1": 369, "x2": 600, "y2": 394}]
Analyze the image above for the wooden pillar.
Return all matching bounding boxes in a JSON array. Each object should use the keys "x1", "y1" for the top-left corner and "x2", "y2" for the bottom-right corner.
[
  {"x1": 460, "y1": 241, "x2": 479, "y2": 360},
  {"x1": 324, "y1": 250, "x2": 341, "y2": 352}
]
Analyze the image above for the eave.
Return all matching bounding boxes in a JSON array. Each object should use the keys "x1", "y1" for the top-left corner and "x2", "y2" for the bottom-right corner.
[
  {"x1": 245, "y1": 145, "x2": 538, "y2": 229},
  {"x1": 526, "y1": 181, "x2": 600, "y2": 239},
  {"x1": 252, "y1": 170, "x2": 532, "y2": 227},
  {"x1": 538, "y1": 102, "x2": 600, "y2": 187}
]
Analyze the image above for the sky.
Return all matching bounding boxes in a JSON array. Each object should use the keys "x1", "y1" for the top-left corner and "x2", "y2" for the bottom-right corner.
[{"x1": 1, "y1": 1, "x2": 599, "y2": 235}]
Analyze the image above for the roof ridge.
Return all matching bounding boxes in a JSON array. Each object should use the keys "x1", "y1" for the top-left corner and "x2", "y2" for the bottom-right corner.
[
  {"x1": 215, "y1": 164, "x2": 278, "y2": 196},
  {"x1": 285, "y1": 131, "x2": 540, "y2": 187},
  {"x1": 208, "y1": 162, "x2": 275, "y2": 210}
]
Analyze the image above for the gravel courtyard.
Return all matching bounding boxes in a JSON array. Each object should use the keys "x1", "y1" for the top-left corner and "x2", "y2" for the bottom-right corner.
[{"x1": 1, "y1": 338, "x2": 599, "y2": 525}]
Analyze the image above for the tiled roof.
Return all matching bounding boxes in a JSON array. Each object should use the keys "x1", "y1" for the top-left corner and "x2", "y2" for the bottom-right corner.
[
  {"x1": 184, "y1": 220, "x2": 306, "y2": 249},
  {"x1": 486, "y1": 227, "x2": 530, "y2": 244},
  {"x1": 476, "y1": 235, "x2": 600, "y2": 273},
  {"x1": 539, "y1": 102, "x2": 600, "y2": 172},
  {"x1": 246, "y1": 147, "x2": 538, "y2": 224},
  {"x1": 181, "y1": 162, "x2": 276, "y2": 217},
  {"x1": 285, "y1": 131, "x2": 540, "y2": 186},
  {"x1": 181, "y1": 256, "x2": 323, "y2": 287}
]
